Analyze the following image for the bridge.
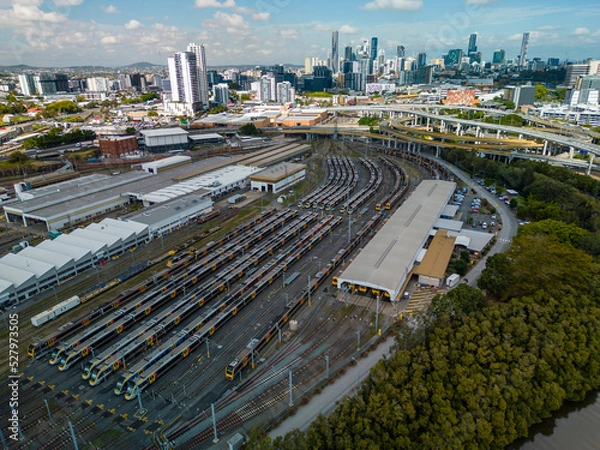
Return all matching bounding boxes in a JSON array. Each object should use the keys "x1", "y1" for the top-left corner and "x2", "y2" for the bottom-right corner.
[{"x1": 282, "y1": 105, "x2": 600, "y2": 174}]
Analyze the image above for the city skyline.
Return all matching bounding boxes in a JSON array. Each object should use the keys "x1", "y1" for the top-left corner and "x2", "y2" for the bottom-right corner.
[{"x1": 0, "y1": 0, "x2": 598, "y2": 68}]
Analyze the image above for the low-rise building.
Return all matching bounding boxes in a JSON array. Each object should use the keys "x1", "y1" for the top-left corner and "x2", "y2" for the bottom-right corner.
[
  {"x1": 250, "y1": 162, "x2": 306, "y2": 194},
  {"x1": 99, "y1": 135, "x2": 139, "y2": 159}
]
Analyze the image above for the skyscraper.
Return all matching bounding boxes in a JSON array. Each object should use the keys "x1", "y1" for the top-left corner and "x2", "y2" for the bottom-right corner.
[
  {"x1": 370, "y1": 37, "x2": 378, "y2": 62},
  {"x1": 518, "y1": 32, "x2": 530, "y2": 68},
  {"x1": 344, "y1": 46, "x2": 354, "y2": 62},
  {"x1": 417, "y1": 53, "x2": 427, "y2": 68},
  {"x1": 396, "y1": 45, "x2": 405, "y2": 58},
  {"x1": 167, "y1": 51, "x2": 201, "y2": 111},
  {"x1": 331, "y1": 31, "x2": 339, "y2": 74},
  {"x1": 468, "y1": 33, "x2": 478, "y2": 55},
  {"x1": 213, "y1": 83, "x2": 229, "y2": 106},
  {"x1": 492, "y1": 49, "x2": 506, "y2": 65},
  {"x1": 186, "y1": 43, "x2": 209, "y2": 108}
]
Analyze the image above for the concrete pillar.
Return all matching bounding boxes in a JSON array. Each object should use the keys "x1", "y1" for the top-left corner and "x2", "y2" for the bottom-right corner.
[
  {"x1": 426, "y1": 117, "x2": 431, "y2": 131},
  {"x1": 569, "y1": 146, "x2": 575, "y2": 159},
  {"x1": 587, "y1": 154, "x2": 595, "y2": 176},
  {"x1": 496, "y1": 129, "x2": 501, "y2": 139},
  {"x1": 543, "y1": 140, "x2": 548, "y2": 156},
  {"x1": 456, "y1": 124, "x2": 461, "y2": 136},
  {"x1": 519, "y1": 133, "x2": 523, "y2": 140},
  {"x1": 476, "y1": 126, "x2": 481, "y2": 138}
]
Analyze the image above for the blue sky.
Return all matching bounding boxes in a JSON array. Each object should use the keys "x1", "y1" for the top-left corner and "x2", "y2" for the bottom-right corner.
[{"x1": 0, "y1": 0, "x2": 598, "y2": 67}]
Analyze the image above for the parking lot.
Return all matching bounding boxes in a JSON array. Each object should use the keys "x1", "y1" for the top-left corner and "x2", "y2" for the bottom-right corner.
[{"x1": 453, "y1": 183, "x2": 503, "y2": 234}]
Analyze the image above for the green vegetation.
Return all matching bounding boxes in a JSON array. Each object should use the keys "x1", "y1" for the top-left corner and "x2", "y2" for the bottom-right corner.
[
  {"x1": 482, "y1": 113, "x2": 524, "y2": 127},
  {"x1": 358, "y1": 116, "x2": 380, "y2": 127},
  {"x1": 22, "y1": 127, "x2": 96, "y2": 150},
  {"x1": 147, "y1": 110, "x2": 158, "y2": 117},
  {"x1": 45, "y1": 100, "x2": 80, "y2": 115},
  {"x1": 304, "y1": 91, "x2": 333, "y2": 98},
  {"x1": 125, "y1": 126, "x2": 137, "y2": 135},
  {"x1": 121, "y1": 92, "x2": 160, "y2": 104},
  {"x1": 535, "y1": 85, "x2": 567, "y2": 103},
  {"x1": 239, "y1": 123, "x2": 263, "y2": 136},
  {"x1": 241, "y1": 93, "x2": 251, "y2": 102},
  {"x1": 206, "y1": 105, "x2": 228, "y2": 115},
  {"x1": 457, "y1": 110, "x2": 485, "y2": 120}
]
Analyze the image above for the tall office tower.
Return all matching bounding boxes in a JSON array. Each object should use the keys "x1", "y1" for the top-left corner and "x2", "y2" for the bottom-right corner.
[
  {"x1": 370, "y1": 37, "x2": 378, "y2": 62},
  {"x1": 518, "y1": 32, "x2": 530, "y2": 68},
  {"x1": 331, "y1": 31, "x2": 339, "y2": 74},
  {"x1": 396, "y1": 45, "x2": 405, "y2": 58},
  {"x1": 276, "y1": 81, "x2": 295, "y2": 103},
  {"x1": 18, "y1": 74, "x2": 36, "y2": 96},
  {"x1": 468, "y1": 33, "x2": 478, "y2": 55},
  {"x1": 167, "y1": 51, "x2": 201, "y2": 111},
  {"x1": 344, "y1": 46, "x2": 354, "y2": 62},
  {"x1": 186, "y1": 42, "x2": 209, "y2": 108},
  {"x1": 213, "y1": 83, "x2": 229, "y2": 106},
  {"x1": 444, "y1": 49, "x2": 463, "y2": 69},
  {"x1": 417, "y1": 53, "x2": 427, "y2": 68},
  {"x1": 492, "y1": 49, "x2": 506, "y2": 65}
]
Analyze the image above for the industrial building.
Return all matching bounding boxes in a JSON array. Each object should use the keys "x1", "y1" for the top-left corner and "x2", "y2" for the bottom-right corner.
[
  {"x1": 126, "y1": 193, "x2": 213, "y2": 238},
  {"x1": 0, "y1": 217, "x2": 150, "y2": 305},
  {"x1": 250, "y1": 162, "x2": 306, "y2": 193},
  {"x1": 139, "y1": 128, "x2": 189, "y2": 153},
  {"x1": 412, "y1": 230, "x2": 457, "y2": 288},
  {"x1": 99, "y1": 135, "x2": 139, "y2": 159},
  {"x1": 141, "y1": 155, "x2": 192, "y2": 174},
  {"x1": 337, "y1": 180, "x2": 456, "y2": 301}
]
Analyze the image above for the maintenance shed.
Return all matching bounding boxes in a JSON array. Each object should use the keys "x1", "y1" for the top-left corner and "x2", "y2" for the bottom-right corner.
[
  {"x1": 412, "y1": 230, "x2": 457, "y2": 288},
  {"x1": 250, "y1": 162, "x2": 306, "y2": 194},
  {"x1": 139, "y1": 128, "x2": 189, "y2": 153},
  {"x1": 337, "y1": 180, "x2": 456, "y2": 301}
]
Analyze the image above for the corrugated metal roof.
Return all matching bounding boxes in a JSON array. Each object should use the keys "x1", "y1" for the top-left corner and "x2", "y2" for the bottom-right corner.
[
  {"x1": 140, "y1": 127, "x2": 189, "y2": 137},
  {"x1": 54, "y1": 234, "x2": 107, "y2": 254},
  {"x1": 338, "y1": 180, "x2": 456, "y2": 300},
  {"x1": 0, "y1": 263, "x2": 36, "y2": 287},
  {"x1": 19, "y1": 246, "x2": 73, "y2": 270},
  {"x1": 38, "y1": 239, "x2": 92, "y2": 260},
  {"x1": 413, "y1": 230, "x2": 456, "y2": 279},
  {"x1": 1, "y1": 253, "x2": 56, "y2": 277}
]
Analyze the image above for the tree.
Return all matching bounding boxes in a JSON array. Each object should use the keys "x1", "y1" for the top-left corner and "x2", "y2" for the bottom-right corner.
[
  {"x1": 535, "y1": 84, "x2": 549, "y2": 102},
  {"x1": 147, "y1": 110, "x2": 158, "y2": 117},
  {"x1": 125, "y1": 126, "x2": 136, "y2": 135},
  {"x1": 239, "y1": 123, "x2": 262, "y2": 136},
  {"x1": 8, "y1": 151, "x2": 30, "y2": 164}
]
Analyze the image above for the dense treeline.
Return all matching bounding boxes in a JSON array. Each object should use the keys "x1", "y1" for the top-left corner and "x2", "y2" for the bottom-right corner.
[
  {"x1": 245, "y1": 154, "x2": 600, "y2": 449},
  {"x1": 22, "y1": 127, "x2": 96, "y2": 150}
]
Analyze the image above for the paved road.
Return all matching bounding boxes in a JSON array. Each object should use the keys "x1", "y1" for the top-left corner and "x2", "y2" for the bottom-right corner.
[{"x1": 269, "y1": 158, "x2": 521, "y2": 439}]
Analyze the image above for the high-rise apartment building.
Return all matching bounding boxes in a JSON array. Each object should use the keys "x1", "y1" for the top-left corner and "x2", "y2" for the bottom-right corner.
[
  {"x1": 331, "y1": 31, "x2": 339, "y2": 74},
  {"x1": 251, "y1": 76, "x2": 276, "y2": 102},
  {"x1": 213, "y1": 83, "x2": 229, "y2": 106},
  {"x1": 276, "y1": 81, "x2": 295, "y2": 104},
  {"x1": 186, "y1": 42, "x2": 209, "y2": 108},
  {"x1": 18, "y1": 74, "x2": 36, "y2": 96},
  {"x1": 167, "y1": 51, "x2": 201, "y2": 112},
  {"x1": 518, "y1": 32, "x2": 530, "y2": 67}
]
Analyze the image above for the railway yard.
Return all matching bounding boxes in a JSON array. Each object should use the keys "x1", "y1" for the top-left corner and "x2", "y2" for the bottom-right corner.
[{"x1": 0, "y1": 139, "x2": 453, "y2": 449}]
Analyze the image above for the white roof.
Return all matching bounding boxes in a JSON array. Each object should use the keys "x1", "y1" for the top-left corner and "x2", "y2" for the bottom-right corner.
[
  {"x1": 101, "y1": 218, "x2": 149, "y2": 237},
  {"x1": 434, "y1": 218, "x2": 464, "y2": 232},
  {"x1": 442, "y1": 204, "x2": 459, "y2": 217},
  {"x1": 1, "y1": 253, "x2": 56, "y2": 278},
  {"x1": 54, "y1": 234, "x2": 107, "y2": 254},
  {"x1": 19, "y1": 246, "x2": 74, "y2": 271},
  {"x1": 338, "y1": 180, "x2": 456, "y2": 300},
  {"x1": 38, "y1": 239, "x2": 92, "y2": 261},
  {"x1": 0, "y1": 263, "x2": 36, "y2": 288},
  {"x1": 140, "y1": 127, "x2": 188, "y2": 137},
  {"x1": 0, "y1": 279, "x2": 14, "y2": 298},
  {"x1": 448, "y1": 229, "x2": 494, "y2": 253},
  {"x1": 87, "y1": 222, "x2": 135, "y2": 242},
  {"x1": 70, "y1": 228, "x2": 121, "y2": 249},
  {"x1": 141, "y1": 155, "x2": 191, "y2": 171}
]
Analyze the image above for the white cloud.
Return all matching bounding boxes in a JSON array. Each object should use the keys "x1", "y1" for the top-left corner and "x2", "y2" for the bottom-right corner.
[
  {"x1": 204, "y1": 11, "x2": 250, "y2": 36},
  {"x1": 252, "y1": 12, "x2": 270, "y2": 21},
  {"x1": 277, "y1": 29, "x2": 298, "y2": 40},
  {"x1": 195, "y1": 0, "x2": 235, "y2": 8},
  {"x1": 102, "y1": 5, "x2": 119, "y2": 14},
  {"x1": 340, "y1": 24, "x2": 359, "y2": 34},
  {"x1": 362, "y1": 0, "x2": 422, "y2": 11},
  {"x1": 465, "y1": 0, "x2": 495, "y2": 4},
  {"x1": 124, "y1": 19, "x2": 143, "y2": 30},
  {"x1": 537, "y1": 25, "x2": 559, "y2": 31},
  {"x1": 100, "y1": 35, "x2": 118, "y2": 45},
  {"x1": 572, "y1": 27, "x2": 590, "y2": 36},
  {"x1": 52, "y1": 0, "x2": 84, "y2": 6}
]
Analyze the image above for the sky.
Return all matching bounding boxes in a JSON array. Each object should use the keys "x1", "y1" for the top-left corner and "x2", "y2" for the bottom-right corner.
[{"x1": 0, "y1": 0, "x2": 599, "y2": 68}]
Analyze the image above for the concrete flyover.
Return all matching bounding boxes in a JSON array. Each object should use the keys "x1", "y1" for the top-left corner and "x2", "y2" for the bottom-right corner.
[{"x1": 282, "y1": 105, "x2": 600, "y2": 174}]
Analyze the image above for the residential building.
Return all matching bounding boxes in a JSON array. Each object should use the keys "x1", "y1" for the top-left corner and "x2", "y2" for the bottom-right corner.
[
  {"x1": 331, "y1": 31, "x2": 339, "y2": 74},
  {"x1": 565, "y1": 64, "x2": 590, "y2": 88},
  {"x1": 186, "y1": 42, "x2": 209, "y2": 108},
  {"x1": 86, "y1": 77, "x2": 111, "y2": 92},
  {"x1": 213, "y1": 83, "x2": 229, "y2": 106},
  {"x1": 167, "y1": 51, "x2": 201, "y2": 113},
  {"x1": 251, "y1": 76, "x2": 276, "y2": 102},
  {"x1": 276, "y1": 81, "x2": 295, "y2": 104}
]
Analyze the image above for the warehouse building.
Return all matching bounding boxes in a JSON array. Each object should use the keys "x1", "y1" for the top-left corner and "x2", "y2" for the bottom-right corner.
[
  {"x1": 412, "y1": 230, "x2": 457, "y2": 288},
  {"x1": 250, "y1": 162, "x2": 306, "y2": 194},
  {"x1": 337, "y1": 180, "x2": 456, "y2": 301},
  {"x1": 126, "y1": 193, "x2": 213, "y2": 237},
  {"x1": 141, "y1": 155, "x2": 192, "y2": 174},
  {"x1": 139, "y1": 128, "x2": 189, "y2": 153}
]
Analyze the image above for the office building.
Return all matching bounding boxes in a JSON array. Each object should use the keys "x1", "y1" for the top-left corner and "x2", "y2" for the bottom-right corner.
[
  {"x1": 396, "y1": 45, "x2": 405, "y2": 58},
  {"x1": 276, "y1": 81, "x2": 295, "y2": 104},
  {"x1": 504, "y1": 85, "x2": 536, "y2": 108},
  {"x1": 417, "y1": 53, "x2": 427, "y2": 68},
  {"x1": 370, "y1": 37, "x2": 378, "y2": 62},
  {"x1": 468, "y1": 33, "x2": 478, "y2": 55},
  {"x1": 331, "y1": 31, "x2": 339, "y2": 74},
  {"x1": 213, "y1": 83, "x2": 229, "y2": 106},
  {"x1": 18, "y1": 74, "x2": 36, "y2": 96},
  {"x1": 492, "y1": 49, "x2": 505, "y2": 65},
  {"x1": 86, "y1": 77, "x2": 111, "y2": 92},
  {"x1": 444, "y1": 49, "x2": 463, "y2": 69},
  {"x1": 34, "y1": 74, "x2": 57, "y2": 95},
  {"x1": 416, "y1": 66, "x2": 433, "y2": 84},
  {"x1": 547, "y1": 58, "x2": 560, "y2": 68},
  {"x1": 518, "y1": 32, "x2": 530, "y2": 67},
  {"x1": 187, "y1": 42, "x2": 209, "y2": 108},
  {"x1": 565, "y1": 64, "x2": 590, "y2": 88},
  {"x1": 344, "y1": 46, "x2": 354, "y2": 62}
]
